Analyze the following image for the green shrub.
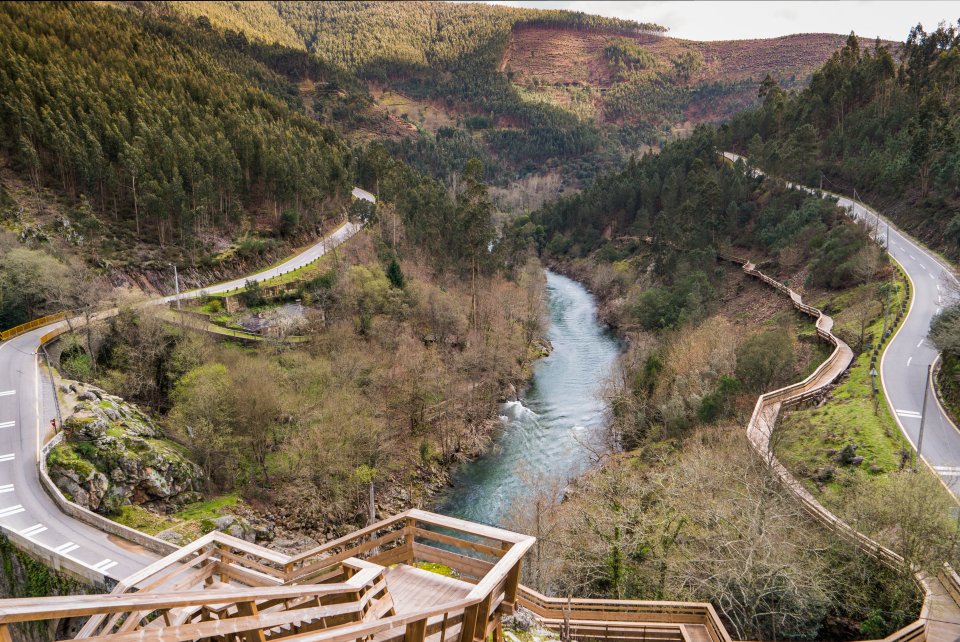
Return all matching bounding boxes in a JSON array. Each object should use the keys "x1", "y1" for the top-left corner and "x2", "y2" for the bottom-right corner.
[
  {"x1": 735, "y1": 329, "x2": 795, "y2": 393},
  {"x1": 632, "y1": 271, "x2": 712, "y2": 330},
  {"x1": 238, "y1": 279, "x2": 265, "y2": 308},
  {"x1": 698, "y1": 375, "x2": 741, "y2": 422}
]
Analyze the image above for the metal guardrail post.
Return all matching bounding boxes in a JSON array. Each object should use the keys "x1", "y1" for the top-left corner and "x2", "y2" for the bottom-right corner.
[{"x1": 40, "y1": 346, "x2": 63, "y2": 434}]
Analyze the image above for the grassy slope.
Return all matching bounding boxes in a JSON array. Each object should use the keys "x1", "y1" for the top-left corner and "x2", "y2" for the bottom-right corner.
[
  {"x1": 114, "y1": 493, "x2": 240, "y2": 540},
  {"x1": 778, "y1": 277, "x2": 907, "y2": 487},
  {"x1": 776, "y1": 269, "x2": 957, "y2": 532}
]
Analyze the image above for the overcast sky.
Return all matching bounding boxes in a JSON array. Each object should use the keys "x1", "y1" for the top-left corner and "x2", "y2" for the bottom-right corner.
[{"x1": 475, "y1": 1, "x2": 959, "y2": 41}]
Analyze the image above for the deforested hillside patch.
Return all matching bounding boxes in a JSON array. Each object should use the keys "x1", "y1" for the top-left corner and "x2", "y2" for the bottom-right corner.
[{"x1": 501, "y1": 25, "x2": 853, "y2": 127}]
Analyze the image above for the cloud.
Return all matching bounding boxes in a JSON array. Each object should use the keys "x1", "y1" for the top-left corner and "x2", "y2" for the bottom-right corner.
[{"x1": 473, "y1": 1, "x2": 958, "y2": 41}]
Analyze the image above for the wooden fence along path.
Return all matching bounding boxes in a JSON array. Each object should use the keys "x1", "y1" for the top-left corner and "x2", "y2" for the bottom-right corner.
[
  {"x1": 0, "y1": 510, "x2": 536, "y2": 642},
  {"x1": 720, "y1": 253, "x2": 960, "y2": 642}
]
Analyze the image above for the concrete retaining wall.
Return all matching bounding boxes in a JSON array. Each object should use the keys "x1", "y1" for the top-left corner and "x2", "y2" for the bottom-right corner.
[{"x1": 37, "y1": 360, "x2": 178, "y2": 560}]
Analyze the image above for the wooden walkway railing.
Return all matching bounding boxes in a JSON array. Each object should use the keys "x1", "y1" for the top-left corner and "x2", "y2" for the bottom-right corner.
[
  {"x1": 516, "y1": 586, "x2": 731, "y2": 642},
  {"x1": 283, "y1": 508, "x2": 534, "y2": 642},
  {"x1": 0, "y1": 510, "x2": 533, "y2": 642},
  {"x1": 718, "y1": 253, "x2": 960, "y2": 642}
]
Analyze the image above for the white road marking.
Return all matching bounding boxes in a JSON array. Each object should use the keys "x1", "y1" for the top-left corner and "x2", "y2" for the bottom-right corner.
[
  {"x1": 896, "y1": 409, "x2": 923, "y2": 419},
  {"x1": 907, "y1": 357, "x2": 913, "y2": 366},
  {"x1": 0, "y1": 421, "x2": 13, "y2": 429},
  {"x1": 0, "y1": 484, "x2": 13, "y2": 494},
  {"x1": 0, "y1": 390, "x2": 14, "y2": 397},
  {"x1": 918, "y1": 340, "x2": 925, "y2": 348},
  {"x1": 20, "y1": 523, "x2": 46, "y2": 537},
  {"x1": 91, "y1": 558, "x2": 117, "y2": 572},
  {"x1": 0, "y1": 453, "x2": 15, "y2": 462},
  {"x1": 934, "y1": 466, "x2": 960, "y2": 475},
  {"x1": 54, "y1": 541, "x2": 79, "y2": 554},
  {"x1": 931, "y1": 273, "x2": 937, "y2": 280},
  {"x1": 0, "y1": 504, "x2": 25, "y2": 518},
  {"x1": 910, "y1": 255, "x2": 916, "y2": 260}
]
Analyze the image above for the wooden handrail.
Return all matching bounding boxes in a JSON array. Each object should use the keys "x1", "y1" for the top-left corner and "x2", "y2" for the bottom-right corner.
[
  {"x1": 0, "y1": 580, "x2": 373, "y2": 622},
  {"x1": 516, "y1": 586, "x2": 733, "y2": 642},
  {"x1": 734, "y1": 257, "x2": 907, "y2": 570}
]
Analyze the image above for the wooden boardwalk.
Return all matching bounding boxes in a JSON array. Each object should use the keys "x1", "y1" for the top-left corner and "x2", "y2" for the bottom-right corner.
[
  {"x1": 384, "y1": 565, "x2": 473, "y2": 616},
  {"x1": 927, "y1": 571, "x2": 960, "y2": 642}
]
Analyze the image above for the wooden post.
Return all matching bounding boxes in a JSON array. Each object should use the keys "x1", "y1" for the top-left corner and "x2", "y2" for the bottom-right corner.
[
  {"x1": 503, "y1": 559, "x2": 522, "y2": 613},
  {"x1": 236, "y1": 601, "x2": 267, "y2": 642},
  {"x1": 460, "y1": 604, "x2": 481, "y2": 642},
  {"x1": 405, "y1": 618, "x2": 428, "y2": 642},
  {"x1": 406, "y1": 517, "x2": 419, "y2": 564},
  {"x1": 0, "y1": 624, "x2": 13, "y2": 642},
  {"x1": 473, "y1": 594, "x2": 492, "y2": 642},
  {"x1": 439, "y1": 613, "x2": 450, "y2": 642},
  {"x1": 217, "y1": 543, "x2": 231, "y2": 583}
]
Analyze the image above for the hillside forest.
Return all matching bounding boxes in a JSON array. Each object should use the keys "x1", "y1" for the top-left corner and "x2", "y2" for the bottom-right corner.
[{"x1": 1, "y1": 3, "x2": 959, "y2": 642}]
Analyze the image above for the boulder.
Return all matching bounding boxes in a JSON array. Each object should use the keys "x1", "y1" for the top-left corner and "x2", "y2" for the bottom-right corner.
[
  {"x1": 203, "y1": 515, "x2": 257, "y2": 542},
  {"x1": 77, "y1": 389, "x2": 101, "y2": 402},
  {"x1": 156, "y1": 529, "x2": 185, "y2": 547},
  {"x1": 270, "y1": 535, "x2": 320, "y2": 556},
  {"x1": 47, "y1": 381, "x2": 202, "y2": 517}
]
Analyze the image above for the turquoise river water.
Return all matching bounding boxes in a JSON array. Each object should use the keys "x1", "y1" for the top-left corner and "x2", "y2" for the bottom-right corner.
[{"x1": 437, "y1": 270, "x2": 621, "y2": 526}]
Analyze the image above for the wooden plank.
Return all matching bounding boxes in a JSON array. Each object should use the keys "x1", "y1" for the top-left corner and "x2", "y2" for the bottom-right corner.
[
  {"x1": 413, "y1": 529, "x2": 504, "y2": 559},
  {"x1": 137, "y1": 549, "x2": 216, "y2": 594},
  {"x1": 407, "y1": 510, "x2": 528, "y2": 545},
  {"x1": 0, "y1": 584, "x2": 367, "y2": 622},
  {"x1": 370, "y1": 545, "x2": 411, "y2": 568},
  {"x1": 458, "y1": 604, "x2": 480, "y2": 642},
  {"x1": 114, "y1": 531, "x2": 220, "y2": 592},
  {"x1": 82, "y1": 601, "x2": 365, "y2": 642},
  {"x1": 218, "y1": 561, "x2": 284, "y2": 587},
  {"x1": 220, "y1": 549, "x2": 287, "y2": 579},
  {"x1": 289, "y1": 512, "x2": 412, "y2": 566},
  {"x1": 468, "y1": 541, "x2": 533, "y2": 599},
  {"x1": 237, "y1": 601, "x2": 267, "y2": 642},
  {"x1": 292, "y1": 532, "x2": 404, "y2": 582},
  {"x1": 412, "y1": 543, "x2": 493, "y2": 580}
]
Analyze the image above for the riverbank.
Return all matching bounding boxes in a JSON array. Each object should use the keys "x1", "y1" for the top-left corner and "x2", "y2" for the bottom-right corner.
[
  {"x1": 45, "y1": 234, "x2": 553, "y2": 552},
  {"x1": 505, "y1": 246, "x2": 928, "y2": 640},
  {"x1": 435, "y1": 271, "x2": 621, "y2": 527}
]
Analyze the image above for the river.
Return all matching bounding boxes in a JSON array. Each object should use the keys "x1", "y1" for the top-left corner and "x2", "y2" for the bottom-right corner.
[{"x1": 436, "y1": 270, "x2": 622, "y2": 527}]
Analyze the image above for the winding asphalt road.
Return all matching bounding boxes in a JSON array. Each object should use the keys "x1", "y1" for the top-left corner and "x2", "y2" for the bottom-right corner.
[
  {"x1": 725, "y1": 153, "x2": 960, "y2": 493},
  {"x1": 0, "y1": 218, "x2": 362, "y2": 580}
]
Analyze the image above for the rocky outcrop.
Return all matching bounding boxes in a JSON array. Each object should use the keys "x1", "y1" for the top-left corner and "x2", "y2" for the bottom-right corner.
[{"x1": 46, "y1": 382, "x2": 202, "y2": 516}]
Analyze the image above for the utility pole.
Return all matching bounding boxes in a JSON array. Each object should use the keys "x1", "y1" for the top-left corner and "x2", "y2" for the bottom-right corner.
[
  {"x1": 173, "y1": 264, "x2": 182, "y2": 311},
  {"x1": 916, "y1": 364, "x2": 932, "y2": 471}
]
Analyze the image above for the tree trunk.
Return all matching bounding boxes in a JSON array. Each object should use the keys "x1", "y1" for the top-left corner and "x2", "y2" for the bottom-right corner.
[
  {"x1": 470, "y1": 257, "x2": 478, "y2": 329},
  {"x1": 132, "y1": 174, "x2": 140, "y2": 239}
]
